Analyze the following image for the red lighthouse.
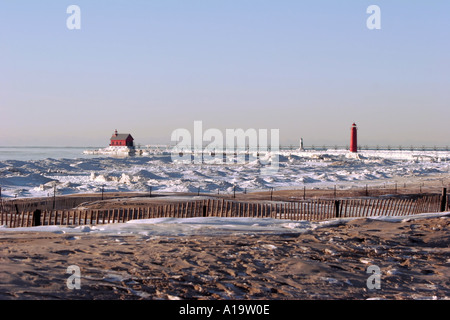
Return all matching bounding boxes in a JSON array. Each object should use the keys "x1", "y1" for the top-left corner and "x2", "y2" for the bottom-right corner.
[{"x1": 350, "y1": 123, "x2": 358, "y2": 153}]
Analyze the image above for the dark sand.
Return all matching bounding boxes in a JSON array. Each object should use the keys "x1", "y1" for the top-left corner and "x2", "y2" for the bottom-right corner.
[{"x1": 0, "y1": 213, "x2": 448, "y2": 300}]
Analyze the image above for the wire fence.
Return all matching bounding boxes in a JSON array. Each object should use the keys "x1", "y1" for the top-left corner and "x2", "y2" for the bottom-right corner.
[{"x1": 0, "y1": 182, "x2": 448, "y2": 213}]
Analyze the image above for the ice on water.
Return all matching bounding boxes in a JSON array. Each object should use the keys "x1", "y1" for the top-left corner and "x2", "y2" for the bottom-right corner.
[{"x1": 0, "y1": 148, "x2": 449, "y2": 198}]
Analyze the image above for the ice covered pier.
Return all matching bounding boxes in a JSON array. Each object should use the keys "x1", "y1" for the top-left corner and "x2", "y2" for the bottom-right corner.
[{"x1": 83, "y1": 146, "x2": 137, "y2": 156}]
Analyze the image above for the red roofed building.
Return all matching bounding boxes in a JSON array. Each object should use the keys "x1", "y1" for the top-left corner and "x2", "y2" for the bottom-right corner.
[{"x1": 110, "y1": 129, "x2": 134, "y2": 147}]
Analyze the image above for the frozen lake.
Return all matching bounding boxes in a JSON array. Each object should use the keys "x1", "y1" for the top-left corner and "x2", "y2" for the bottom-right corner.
[{"x1": 0, "y1": 147, "x2": 449, "y2": 198}]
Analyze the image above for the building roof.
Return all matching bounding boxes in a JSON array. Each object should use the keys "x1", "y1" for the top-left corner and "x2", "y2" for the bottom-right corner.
[{"x1": 110, "y1": 133, "x2": 133, "y2": 141}]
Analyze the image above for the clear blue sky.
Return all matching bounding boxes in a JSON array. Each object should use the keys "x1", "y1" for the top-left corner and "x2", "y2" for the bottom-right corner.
[{"x1": 1, "y1": 1, "x2": 449, "y2": 147}]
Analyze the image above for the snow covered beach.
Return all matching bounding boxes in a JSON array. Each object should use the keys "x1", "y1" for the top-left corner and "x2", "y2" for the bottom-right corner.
[{"x1": 0, "y1": 212, "x2": 448, "y2": 300}]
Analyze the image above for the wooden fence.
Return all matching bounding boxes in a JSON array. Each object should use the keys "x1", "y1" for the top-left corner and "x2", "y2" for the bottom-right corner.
[
  {"x1": 0, "y1": 193, "x2": 447, "y2": 228},
  {"x1": 0, "y1": 193, "x2": 141, "y2": 214}
]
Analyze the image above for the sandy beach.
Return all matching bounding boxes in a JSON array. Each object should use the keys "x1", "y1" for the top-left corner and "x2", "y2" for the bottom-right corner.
[{"x1": 1, "y1": 212, "x2": 448, "y2": 300}]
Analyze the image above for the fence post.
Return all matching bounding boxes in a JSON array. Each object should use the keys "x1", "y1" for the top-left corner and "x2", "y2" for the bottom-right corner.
[
  {"x1": 33, "y1": 209, "x2": 41, "y2": 226},
  {"x1": 53, "y1": 184, "x2": 56, "y2": 210},
  {"x1": 334, "y1": 200, "x2": 340, "y2": 218},
  {"x1": 440, "y1": 188, "x2": 447, "y2": 212}
]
